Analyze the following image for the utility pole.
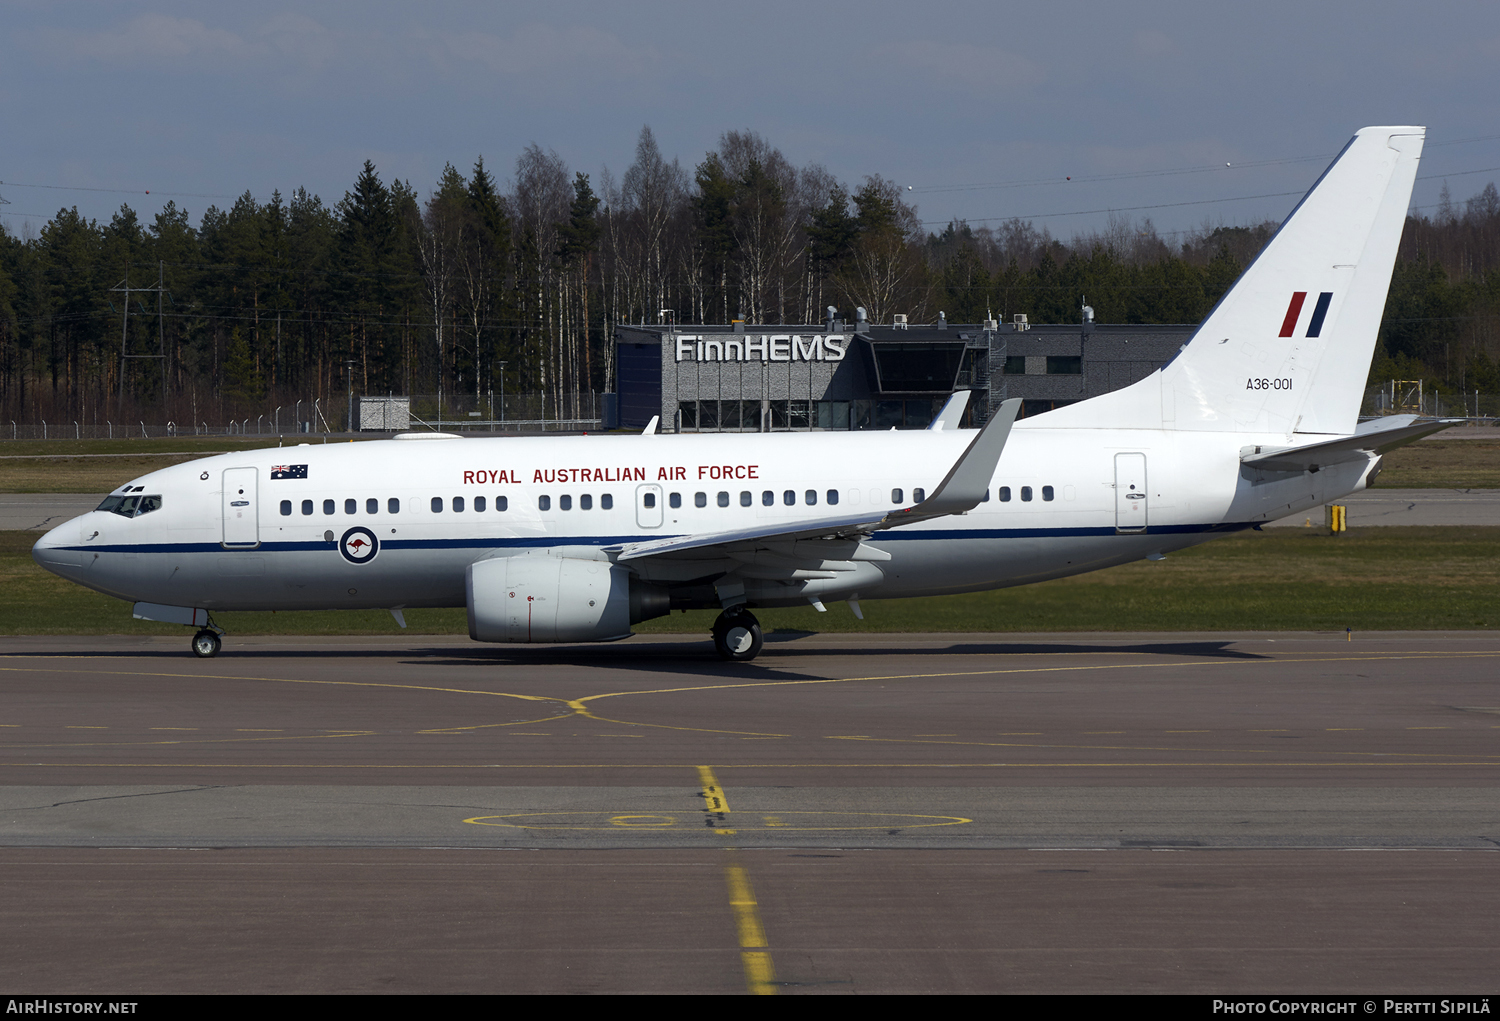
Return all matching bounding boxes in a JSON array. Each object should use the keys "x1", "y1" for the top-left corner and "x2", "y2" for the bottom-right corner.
[{"x1": 111, "y1": 268, "x2": 168, "y2": 420}]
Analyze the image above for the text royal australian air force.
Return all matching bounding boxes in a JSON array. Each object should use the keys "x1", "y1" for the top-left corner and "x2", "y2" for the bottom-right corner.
[
  {"x1": 674, "y1": 333, "x2": 847, "y2": 363},
  {"x1": 464, "y1": 463, "x2": 760, "y2": 485}
]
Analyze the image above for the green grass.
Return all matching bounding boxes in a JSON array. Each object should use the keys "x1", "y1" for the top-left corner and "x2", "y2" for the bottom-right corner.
[{"x1": 5, "y1": 527, "x2": 1499, "y2": 638}]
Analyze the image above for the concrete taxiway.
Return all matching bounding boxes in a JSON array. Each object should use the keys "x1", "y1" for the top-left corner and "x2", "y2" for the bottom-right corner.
[{"x1": 0, "y1": 631, "x2": 1495, "y2": 993}]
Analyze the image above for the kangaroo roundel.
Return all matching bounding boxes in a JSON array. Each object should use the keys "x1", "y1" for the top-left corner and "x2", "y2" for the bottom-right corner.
[{"x1": 340, "y1": 526, "x2": 379, "y2": 565}]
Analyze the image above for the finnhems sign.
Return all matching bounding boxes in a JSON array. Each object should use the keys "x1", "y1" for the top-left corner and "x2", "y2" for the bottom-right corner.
[{"x1": 674, "y1": 334, "x2": 848, "y2": 363}]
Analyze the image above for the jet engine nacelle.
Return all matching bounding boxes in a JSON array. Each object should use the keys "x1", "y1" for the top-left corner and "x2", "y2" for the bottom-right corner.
[{"x1": 466, "y1": 554, "x2": 667, "y2": 643}]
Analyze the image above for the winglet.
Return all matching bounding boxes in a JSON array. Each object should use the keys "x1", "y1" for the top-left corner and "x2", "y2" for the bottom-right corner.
[
  {"x1": 642, "y1": 416, "x2": 659, "y2": 436},
  {"x1": 883, "y1": 398, "x2": 1021, "y2": 527},
  {"x1": 929, "y1": 390, "x2": 972, "y2": 430}
]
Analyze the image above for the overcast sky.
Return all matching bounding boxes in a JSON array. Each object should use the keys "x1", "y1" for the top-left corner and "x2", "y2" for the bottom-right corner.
[{"x1": 3, "y1": 1, "x2": 1498, "y2": 243}]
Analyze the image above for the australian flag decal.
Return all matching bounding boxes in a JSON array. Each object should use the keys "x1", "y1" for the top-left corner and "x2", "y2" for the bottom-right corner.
[{"x1": 270, "y1": 464, "x2": 308, "y2": 480}]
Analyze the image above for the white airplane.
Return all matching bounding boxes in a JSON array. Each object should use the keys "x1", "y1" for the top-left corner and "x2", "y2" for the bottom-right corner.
[{"x1": 34, "y1": 126, "x2": 1444, "y2": 662}]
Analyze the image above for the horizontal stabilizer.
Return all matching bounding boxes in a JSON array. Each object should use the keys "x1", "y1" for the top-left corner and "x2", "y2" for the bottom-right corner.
[{"x1": 1240, "y1": 417, "x2": 1458, "y2": 473}]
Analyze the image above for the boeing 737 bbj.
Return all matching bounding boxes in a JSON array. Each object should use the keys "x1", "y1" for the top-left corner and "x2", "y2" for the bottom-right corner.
[{"x1": 34, "y1": 126, "x2": 1444, "y2": 661}]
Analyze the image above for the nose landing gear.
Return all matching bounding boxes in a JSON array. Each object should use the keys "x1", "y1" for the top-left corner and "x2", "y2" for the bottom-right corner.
[{"x1": 712, "y1": 607, "x2": 763, "y2": 662}]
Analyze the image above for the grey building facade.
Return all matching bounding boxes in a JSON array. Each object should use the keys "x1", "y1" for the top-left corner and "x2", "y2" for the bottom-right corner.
[{"x1": 615, "y1": 312, "x2": 1196, "y2": 432}]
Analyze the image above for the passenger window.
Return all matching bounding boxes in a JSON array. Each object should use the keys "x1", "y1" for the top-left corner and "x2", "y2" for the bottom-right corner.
[
  {"x1": 669, "y1": 492, "x2": 681, "y2": 509},
  {"x1": 913, "y1": 488, "x2": 925, "y2": 503},
  {"x1": 538, "y1": 495, "x2": 551, "y2": 511},
  {"x1": 1043, "y1": 486, "x2": 1055, "y2": 502},
  {"x1": 496, "y1": 495, "x2": 508, "y2": 511},
  {"x1": 323, "y1": 499, "x2": 335, "y2": 515},
  {"x1": 999, "y1": 487, "x2": 1011, "y2": 502},
  {"x1": 454, "y1": 496, "x2": 465, "y2": 512},
  {"x1": 695, "y1": 492, "x2": 707, "y2": 508},
  {"x1": 475, "y1": 496, "x2": 487, "y2": 512},
  {"x1": 783, "y1": 490, "x2": 795, "y2": 506},
  {"x1": 345, "y1": 498, "x2": 356, "y2": 514},
  {"x1": 740, "y1": 491, "x2": 751, "y2": 507},
  {"x1": 559, "y1": 495, "x2": 572, "y2": 511},
  {"x1": 1021, "y1": 486, "x2": 1033, "y2": 502},
  {"x1": 601, "y1": 494, "x2": 613, "y2": 510},
  {"x1": 581, "y1": 494, "x2": 593, "y2": 510},
  {"x1": 805, "y1": 490, "x2": 817, "y2": 506},
  {"x1": 981, "y1": 490, "x2": 990, "y2": 502},
  {"x1": 388, "y1": 498, "x2": 400, "y2": 514},
  {"x1": 366, "y1": 498, "x2": 378, "y2": 514},
  {"x1": 891, "y1": 488, "x2": 904, "y2": 504},
  {"x1": 717, "y1": 491, "x2": 729, "y2": 508},
  {"x1": 642, "y1": 493, "x2": 654, "y2": 508},
  {"x1": 280, "y1": 500, "x2": 292, "y2": 517},
  {"x1": 431, "y1": 497, "x2": 443, "y2": 513},
  {"x1": 301, "y1": 499, "x2": 313, "y2": 515},
  {"x1": 762, "y1": 490, "x2": 774, "y2": 506},
  {"x1": 827, "y1": 490, "x2": 839, "y2": 505}
]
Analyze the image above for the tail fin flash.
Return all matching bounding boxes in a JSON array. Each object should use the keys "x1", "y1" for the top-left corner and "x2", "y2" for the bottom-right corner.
[{"x1": 1049, "y1": 127, "x2": 1424, "y2": 435}]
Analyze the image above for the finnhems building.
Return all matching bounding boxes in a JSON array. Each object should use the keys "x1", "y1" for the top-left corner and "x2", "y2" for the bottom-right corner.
[{"x1": 614, "y1": 309, "x2": 1196, "y2": 432}]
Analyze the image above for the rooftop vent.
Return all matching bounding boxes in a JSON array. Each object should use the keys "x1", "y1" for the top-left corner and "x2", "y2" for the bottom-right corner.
[
  {"x1": 893, "y1": 313, "x2": 908, "y2": 329},
  {"x1": 1012, "y1": 313, "x2": 1030, "y2": 332}
]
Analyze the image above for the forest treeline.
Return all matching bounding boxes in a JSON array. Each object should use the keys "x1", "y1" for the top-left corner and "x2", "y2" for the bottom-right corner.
[{"x1": 1, "y1": 125, "x2": 1498, "y2": 426}]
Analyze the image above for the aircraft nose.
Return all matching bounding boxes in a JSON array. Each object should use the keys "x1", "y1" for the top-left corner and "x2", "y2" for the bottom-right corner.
[{"x1": 32, "y1": 518, "x2": 83, "y2": 573}]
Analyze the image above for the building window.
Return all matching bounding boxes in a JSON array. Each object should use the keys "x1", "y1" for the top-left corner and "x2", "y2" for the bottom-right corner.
[
  {"x1": 678, "y1": 401, "x2": 698, "y2": 430},
  {"x1": 1046, "y1": 356, "x2": 1082, "y2": 375},
  {"x1": 1003, "y1": 355, "x2": 1027, "y2": 375}
]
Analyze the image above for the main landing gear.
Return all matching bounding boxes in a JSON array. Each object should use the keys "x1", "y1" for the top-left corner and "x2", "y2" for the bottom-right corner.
[
  {"x1": 712, "y1": 607, "x2": 763, "y2": 662},
  {"x1": 191, "y1": 621, "x2": 225, "y2": 659}
]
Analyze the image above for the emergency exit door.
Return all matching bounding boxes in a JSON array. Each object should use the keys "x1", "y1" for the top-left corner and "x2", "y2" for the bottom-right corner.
[
  {"x1": 1114, "y1": 453, "x2": 1148, "y2": 533},
  {"x1": 222, "y1": 467, "x2": 260, "y2": 548}
]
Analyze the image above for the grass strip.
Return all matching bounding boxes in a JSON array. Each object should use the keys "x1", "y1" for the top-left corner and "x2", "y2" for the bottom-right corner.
[{"x1": 3, "y1": 527, "x2": 1498, "y2": 638}]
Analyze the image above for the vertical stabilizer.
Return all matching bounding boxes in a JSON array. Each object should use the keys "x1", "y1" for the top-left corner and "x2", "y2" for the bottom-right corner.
[{"x1": 1043, "y1": 126, "x2": 1424, "y2": 435}]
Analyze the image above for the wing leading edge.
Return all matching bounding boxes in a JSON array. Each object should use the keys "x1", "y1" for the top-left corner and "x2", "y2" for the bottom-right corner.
[{"x1": 609, "y1": 398, "x2": 1022, "y2": 563}]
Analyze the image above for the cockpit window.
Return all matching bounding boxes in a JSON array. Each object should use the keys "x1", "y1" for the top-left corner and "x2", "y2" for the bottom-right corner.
[{"x1": 95, "y1": 494, "x2": 161, "y2": 518}]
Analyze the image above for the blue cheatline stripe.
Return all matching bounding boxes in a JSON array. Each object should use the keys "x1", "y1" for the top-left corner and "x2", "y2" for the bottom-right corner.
[
  {"x1": 1306, "y1": 291, "x2": 1334, "y2": 337},
  {"x1": 53, "y1": 520, "x2": 1254, "y2": 557}
]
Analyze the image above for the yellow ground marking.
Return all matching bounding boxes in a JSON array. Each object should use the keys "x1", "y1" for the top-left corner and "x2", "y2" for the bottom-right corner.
[
  {"x1": 0, "y1": 731, "x2": 374, "y2": 750},
  {"x1": 465, "y1": 811, "x2": 971, "y2": 831},
  {"x1": 825, "y1": 733, "x2": 1500, "y2": 761},
  {"x1": 10, "y1": 760, "x2": 1500, "y2": 770},
  {"x1": 724, "y1": 860, "x2": 776, "y2": 995},
  {"x1": 1165, "y1": 730, "x2": 1210, "y2": 733},
  {"x1": 417, "y1": 713, "x2": 575, "y2": 734},
  {"x1": 151, "y1": 727, "x2": 198, "y2": 731},
  {"x1": 65, "y1": 726, "x2": 107, "y2": 730},
  {"x1": 1084, "y1": 731, "x2": 1125, "y2": 734}
]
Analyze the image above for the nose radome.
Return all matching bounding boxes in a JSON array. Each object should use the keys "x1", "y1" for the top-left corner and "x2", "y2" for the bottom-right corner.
[{"x1": 32, "y1": 518, "x2": 83, "y2": 572}]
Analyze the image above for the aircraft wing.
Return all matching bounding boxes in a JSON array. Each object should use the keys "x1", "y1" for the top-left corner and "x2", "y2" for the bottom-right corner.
[
  {"x1": 1240, "y1": 416, "x2": 1459, "y2": 473},
  {"x1": 610, "y1": 398, "x2": 1022, "y2": 563}
]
